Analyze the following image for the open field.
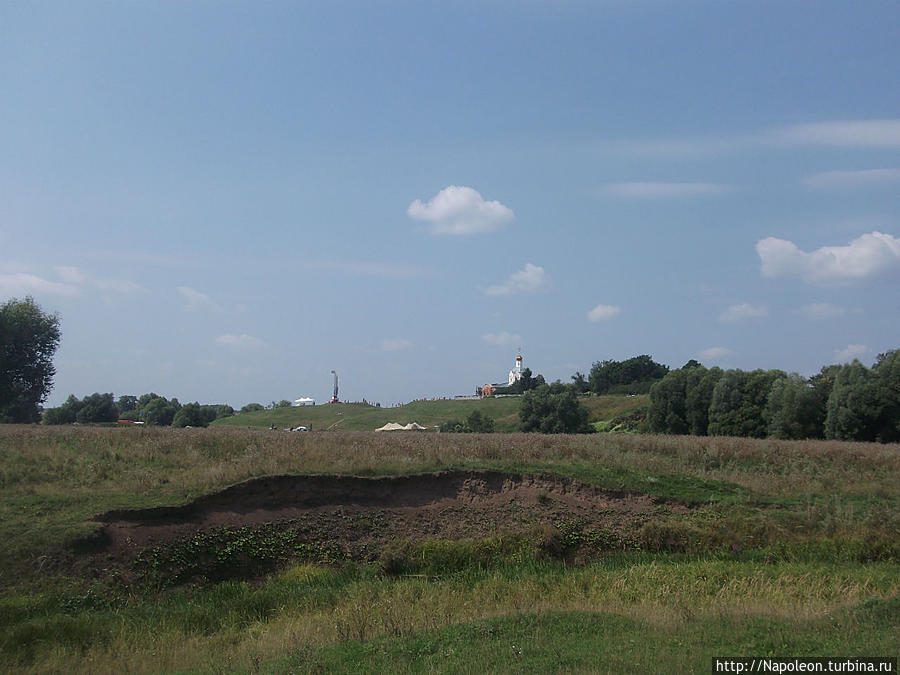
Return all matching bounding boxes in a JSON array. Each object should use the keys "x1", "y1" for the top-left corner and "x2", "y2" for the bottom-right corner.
[
  {"x1": 210, "y1": 395, "x2": 648, "y2": 432},
  {"x1": 1, "y1": 426, "x2": 898, "y2": 673}
]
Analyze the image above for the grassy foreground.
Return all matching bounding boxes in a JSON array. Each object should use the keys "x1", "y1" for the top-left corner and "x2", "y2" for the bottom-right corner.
[{"x1": 1, "y1": 426, "x2": 898, "y2": 673}]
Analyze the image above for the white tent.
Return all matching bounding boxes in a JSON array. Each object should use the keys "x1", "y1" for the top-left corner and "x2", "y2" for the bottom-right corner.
[
  {"x1": 375, "y1": 422, "x2": 405, "y2": 431},
  {"x1": 375, "y1": 422, "x2": 426, "y2": 431},
  {"x1": 293, "y1": 397, "x2": 315, "y2": 406}
]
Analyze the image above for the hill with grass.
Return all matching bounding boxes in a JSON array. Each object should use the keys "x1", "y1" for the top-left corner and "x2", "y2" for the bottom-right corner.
[{"x1": 211, "y1": 394, "x2": 648, "y2": 432}]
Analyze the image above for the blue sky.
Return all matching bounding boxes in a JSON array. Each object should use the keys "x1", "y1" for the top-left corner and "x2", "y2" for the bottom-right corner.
[{"x1": 2, "y1": 0, "x2": 899, "y2": 408}]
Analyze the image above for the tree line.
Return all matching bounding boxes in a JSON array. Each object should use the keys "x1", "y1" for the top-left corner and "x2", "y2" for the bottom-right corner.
[
  {"x1": 43, "y1": 393, "x2": 235, "y2": 428},
  {"x1": 647, "y1": 351, "x2": 899, "y2": 443}
]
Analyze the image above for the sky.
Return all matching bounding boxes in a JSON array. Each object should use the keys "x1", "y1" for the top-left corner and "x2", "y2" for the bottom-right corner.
[{"x1": 2, "y1": 0, "x2": 899, "y2": 409}]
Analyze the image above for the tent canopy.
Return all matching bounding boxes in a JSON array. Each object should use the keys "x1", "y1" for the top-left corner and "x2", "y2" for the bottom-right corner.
[{"x1": 375, "y1": 422, "x2": 426, "y2": 431}]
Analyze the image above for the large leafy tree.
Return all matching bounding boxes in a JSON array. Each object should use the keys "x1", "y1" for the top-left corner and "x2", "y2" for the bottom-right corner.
[
  {"x1": 0, "y1": 297, "x2": 61, "y2": 423},
  {"x1": 588, "y1": 355, "x2": 669, "y2": 395},
  {"x1": 708, "y1": 369, "x2": 786, "y2": 438},
  {"x1": 648, "y1": 369, "x2": 689, "y2": 434},
  {"x1": 764, "y1": 374, "x2": 826, "y2": 440},
  {"x1": 519, "y1": 385, "x2": 592, "y2": 434},
  {"x1": 872, "y1": 350, "x2": 900, "y2": 442}
]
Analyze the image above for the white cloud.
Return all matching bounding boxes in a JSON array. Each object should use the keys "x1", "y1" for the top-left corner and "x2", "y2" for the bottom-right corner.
[
  {"x1": 699, "y1": 346, "x2": 732, "y2": 360},
  {"x1": 776, "y1": 120, "x2": 900, "y2": 148},
  {"x1": 216, "y1": 334, "x2": 265, "y2": 350},
  {"x1": 797, "y1": 303, "x2": 853, "y2": 320},
  {"x1": 381, "y1": 338, "x2": 413, "y2": 352},
  {"x1": 0, "y1": 272, "x2": 79, "y2": 298},
  {"x1": 719, "y1": 302, "x2": 768, "y2": 323},
  {"x1": 408, "y1": 186, "x2": 514, "y2": 235},
  {"x1": 803, "y1": 169, "x2": 900, "y2": 190},
  {"x1": 587, "y1": 303, "x2": 622, "y2": 322},
  {"x1": 757, "y1": 231, "x2": 900, "y2": 284},
  {"x1": 485, "y1": 263, "x2": 548, "y2": 297},
  {"x1": 178, "y1": 286, "x2": 218, "y2": 311},
  {"x1": 482, "y1": 331, "x2": 522, "y2": 347},
  {"x1": 835, "y1": 344, "x2": 869, "y2": 362},
  {"x1": 55, "y1": 266, "x2": 143, "y2": 294},
  {"x1": 601, "y1": 182, "x2": 732, "y2": 198}
]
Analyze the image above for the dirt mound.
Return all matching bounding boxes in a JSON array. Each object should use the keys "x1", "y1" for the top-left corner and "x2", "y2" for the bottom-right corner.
[{"x1": 83, "y1": 471, "x2": 688, "y2": 580}]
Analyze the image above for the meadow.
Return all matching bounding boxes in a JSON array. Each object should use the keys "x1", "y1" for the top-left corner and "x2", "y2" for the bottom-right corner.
[{"x1": 0, "y1": 424, "x2": 897, "y2": 673}]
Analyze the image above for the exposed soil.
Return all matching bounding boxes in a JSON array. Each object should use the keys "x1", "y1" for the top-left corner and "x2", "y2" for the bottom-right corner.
[{"x1": 77, "y1": 471, "x2": 689, "y2": 580}]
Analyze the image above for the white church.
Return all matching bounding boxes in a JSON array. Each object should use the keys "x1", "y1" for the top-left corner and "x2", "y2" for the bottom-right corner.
[{"x1": 477, "y1": 351, "x2": 525, "y2": 397}]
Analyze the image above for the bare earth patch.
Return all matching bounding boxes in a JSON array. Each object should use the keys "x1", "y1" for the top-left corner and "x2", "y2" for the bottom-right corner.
[{"x1": 77, "y1": 471, "x2": 689, "y2": 579}]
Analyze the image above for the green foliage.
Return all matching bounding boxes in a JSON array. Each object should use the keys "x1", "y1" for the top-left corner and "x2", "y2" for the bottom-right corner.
[
  {"x1": 519, "y1": 385, "x2": 592, "y2": 433},
  {"x1": 134, "y1": 394, "x2": 181, "y2": 426},
  {"x1": 764, "y1": 374, "x2": 827, "y2": 440},
  {"x1": 240, "y1": 403, "x2": 265, "y2": 414},
  {"x1": 172, "y1": 402, "x2": 217, "y2": 428},
  {"x1": 570, "y1": 371, "x2": 589, "y2": 394},
  {"x1": 133, "y1": 523, "x2": 341, "y2": 586},
  {"x1": 44, "y1": 393, "x2": 118, "y2": 425},
  {"x1": 872, "y1": 350, "x2": 900, "y2": 442},
  {"x1": 115, "y1": 395, "x2": 138, "y2": 415},
  {"x1": 708, "y1": 369, "x2": 786, "y2": 438},
  {"x1": 824, "y1": 360, "x2": 882, "y2": 441},
  {"x1": 439, "y1": 409, "x2": 495, "y2": 433},
  {"x1": 588, "y1": 355, "x2": 669, "y2": 395},
  {"x1": 648, "y1": 365, "x2": 723, "y2": 436},
  {"x1": 0, "y1": 297, "x2": 61, "y2": 423},
  {"x1": 648, "y1": 369, "x2": 689, "y2": 434}
]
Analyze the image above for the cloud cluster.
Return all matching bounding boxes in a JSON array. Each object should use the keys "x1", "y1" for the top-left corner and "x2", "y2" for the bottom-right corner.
[
  {"x1": 601, "y1": 182, "x2": 731, "y2": 198},
  {"x1": 756, "y1": 231, "x2": 900, "y2": 284},
  {"x1": 408, "y1": 186, "x2": 514, "y2": 235},
  {"x1": 719, "y1": 302, "x2": 768, "y2": 323},
  {"x1": 587, "y1": 304, "x2": 621, "y2": 322},
  {"x1": 482, "y1": 331, "x2": 522, "y2": 347},
  {"x1": 485, "y1": 263, "x2": 547, "y2": 297}
]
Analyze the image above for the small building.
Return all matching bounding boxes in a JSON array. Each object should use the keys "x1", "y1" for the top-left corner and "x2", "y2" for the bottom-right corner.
[{"x1": 292, "y1": 397, "x2": 315, "y2": 406}]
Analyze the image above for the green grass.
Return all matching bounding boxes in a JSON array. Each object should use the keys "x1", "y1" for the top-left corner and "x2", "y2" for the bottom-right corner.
[
  {"x1": 294, "y1": 597, "x2": 900, "y2": 674},
  {"x1": 209, "y1": 394, "x2": 649, "y2": 433},
  {"x1": 0, "y1": 426, "x2": 898, "y2": 672}
]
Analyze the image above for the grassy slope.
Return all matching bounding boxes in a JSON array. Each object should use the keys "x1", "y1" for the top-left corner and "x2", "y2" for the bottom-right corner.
[
  {"x1": 211, "y1": 394, "x2": 648, "y2": 432},
  {"x1": 1, "y1": 426, "x2": 898, "y2": 673}
]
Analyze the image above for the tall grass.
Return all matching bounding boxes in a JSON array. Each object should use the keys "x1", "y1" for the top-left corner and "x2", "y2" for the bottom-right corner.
[
  {"x1": 3, "y1": 558, "x2": 898, "y2": 673},
  {"x1": 1, "y1": 426, "x2": 898, "y2": 672}
]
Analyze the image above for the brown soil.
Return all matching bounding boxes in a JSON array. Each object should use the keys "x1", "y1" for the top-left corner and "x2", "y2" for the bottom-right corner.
[{"x1": 78, "y1": 471, "x2": 687, "y2": 575}]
